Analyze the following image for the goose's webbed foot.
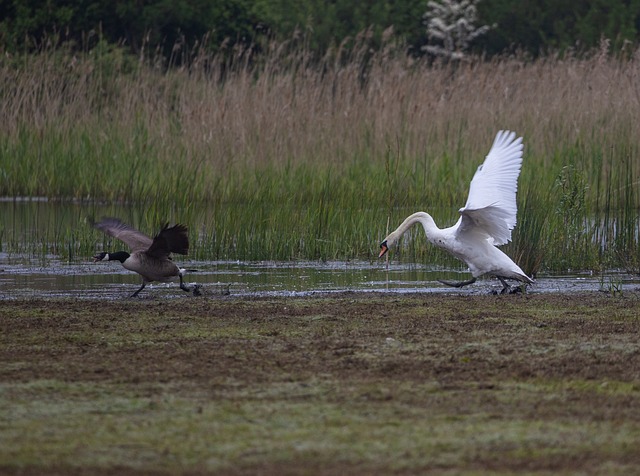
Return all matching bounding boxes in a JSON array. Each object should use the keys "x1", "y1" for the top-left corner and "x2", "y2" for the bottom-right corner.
[{"x1": 180, "y1": 275, "x2": 202, "y2": 296}]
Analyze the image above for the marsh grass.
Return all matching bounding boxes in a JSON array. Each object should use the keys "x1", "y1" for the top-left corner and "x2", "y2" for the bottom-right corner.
[{"x1": 1, "y1": 40, "x2": 639, "y2": 272}]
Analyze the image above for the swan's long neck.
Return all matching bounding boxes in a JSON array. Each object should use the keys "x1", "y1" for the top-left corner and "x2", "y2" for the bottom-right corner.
[{"x1": 389, "y1": 212, "x2": 440, "y2": 244}]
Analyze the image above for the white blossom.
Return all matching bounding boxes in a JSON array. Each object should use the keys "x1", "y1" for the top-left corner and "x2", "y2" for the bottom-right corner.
[{"x1": 422, "y1": 0, "x2": 492, "y2": 60}]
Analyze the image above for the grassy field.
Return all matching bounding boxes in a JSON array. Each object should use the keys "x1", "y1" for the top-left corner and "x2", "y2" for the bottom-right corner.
[
  {"x1": 1, "y1": 41, "x2": 639, "y2": 272},
  {"x1": 1, "y1": 292, "x2": 640, "y2": 474}
]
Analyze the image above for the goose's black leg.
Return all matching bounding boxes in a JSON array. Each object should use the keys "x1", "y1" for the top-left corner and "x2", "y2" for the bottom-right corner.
[
  {"x1": 131, "y1": 282, "x2": 146, "y2": 297},
  {"x1": 438, "y1": 277, "x2": 477, "y2": 288},
  {"x1": 179, "y1": 275, "x2": 191, "y2": 293}
]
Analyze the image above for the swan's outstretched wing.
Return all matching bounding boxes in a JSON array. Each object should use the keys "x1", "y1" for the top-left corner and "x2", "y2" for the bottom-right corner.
[
  {"x1": 456, "y1": 130, "x2": 524, "y2": 245},
  {"x1": 93, "y1": 217, "x2": 153, "y2": 252}
]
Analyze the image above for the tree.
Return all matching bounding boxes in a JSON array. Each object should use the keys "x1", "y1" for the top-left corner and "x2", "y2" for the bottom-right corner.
[
  {"x1": 422, "y1": 0, "x2": 492, "y2": 60},
  {"x1": 477, "y1": 0, "x2": 640, "y2": 56}
]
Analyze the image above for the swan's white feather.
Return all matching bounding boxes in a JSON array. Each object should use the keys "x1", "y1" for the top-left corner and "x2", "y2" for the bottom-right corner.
[{"x1": 457, "y1": 130, "x2": 523, "y2": 246}]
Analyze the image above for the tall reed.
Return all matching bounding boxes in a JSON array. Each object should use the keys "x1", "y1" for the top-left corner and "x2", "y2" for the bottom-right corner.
[{"x1": 1, "y1": 40, "x2": 639, "y2": 272}]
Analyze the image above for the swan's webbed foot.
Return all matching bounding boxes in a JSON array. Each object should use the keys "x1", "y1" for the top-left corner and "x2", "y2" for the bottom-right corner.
[
  {"x1": 496, "y1": 277, "x2": 525, "y2": 295},
  {"x1": 438, "y1": 277, "x2": 477, "y2": 288}
]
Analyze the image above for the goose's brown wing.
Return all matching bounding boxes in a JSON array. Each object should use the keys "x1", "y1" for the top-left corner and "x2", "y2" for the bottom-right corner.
[
  {"x1": 146, "y1": 223, "x2": 189, "y2": 259},
  {"x1": 93, "y1": 217, "x2": 153, "y2": 252}
]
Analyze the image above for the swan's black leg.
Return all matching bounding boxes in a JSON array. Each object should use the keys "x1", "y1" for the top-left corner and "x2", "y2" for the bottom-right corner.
[
  {"x1": 131, "y1": 282, "x2": 146, "y2": 297},
  {"x1": 438, "y1": 277, "x2": 477, "y2": 288},
  {"x1": 497, "y1": 276, "x2": 511, "y2": 294},
  {"x1": 497, "y1": 276, "x2": 527, "y2": 294}
]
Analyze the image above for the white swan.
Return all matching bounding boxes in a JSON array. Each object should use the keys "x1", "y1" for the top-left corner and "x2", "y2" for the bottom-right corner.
[{"x1": 379, "y1": 130, "x2": 534, "y2": 294}]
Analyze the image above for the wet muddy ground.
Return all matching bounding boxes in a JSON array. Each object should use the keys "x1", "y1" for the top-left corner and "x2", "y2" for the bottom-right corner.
[
  {"x1": 2, "y1": 292, "x2": 640, "y2": 474},
  {"x1": 1, "y1": 256, "x2": 636, "y2": 299}
]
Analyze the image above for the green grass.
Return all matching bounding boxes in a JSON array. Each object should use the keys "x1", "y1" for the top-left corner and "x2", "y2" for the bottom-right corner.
[
  {"x1": 4, "y1": 381, "x2": 637, "y2": 472},
  {"x1": 2, "y1": 294, "x2": 640, "y2": 474},
  {"x1": 1, "y1": 42, "x2": 639, "y2": 272}
]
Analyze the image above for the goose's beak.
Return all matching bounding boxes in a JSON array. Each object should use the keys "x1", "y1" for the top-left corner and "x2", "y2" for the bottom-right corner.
[{"x1": 378, "y1": 241, "x2": 388, "y2": 258}]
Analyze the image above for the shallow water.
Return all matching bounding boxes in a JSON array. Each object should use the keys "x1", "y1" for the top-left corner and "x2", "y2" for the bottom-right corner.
[
  {"x1": 1, "y1": 254, "x2": 637, "y2": 300},
  {"x1": 1, "y1": 199, "x2": 638, "y2": 299}
]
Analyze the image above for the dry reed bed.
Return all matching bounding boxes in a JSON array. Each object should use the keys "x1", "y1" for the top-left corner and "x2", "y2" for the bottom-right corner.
[{"x1": 3, "y1": 46, "x2": 638, "y2": 166}]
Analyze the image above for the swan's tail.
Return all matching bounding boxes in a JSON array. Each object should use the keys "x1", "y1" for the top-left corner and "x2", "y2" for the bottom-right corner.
[{"x1": 518, "y1": 273, "x2": 535, "y2": 285}]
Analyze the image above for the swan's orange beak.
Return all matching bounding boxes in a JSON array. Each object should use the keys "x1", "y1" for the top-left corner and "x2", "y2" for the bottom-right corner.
[{"x1": 378, "y1": 241, "x2": 388, "y2": 258}]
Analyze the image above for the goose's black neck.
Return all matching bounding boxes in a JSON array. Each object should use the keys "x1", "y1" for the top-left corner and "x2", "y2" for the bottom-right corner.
[{"x1": 108, "y1": 251, "x2": 130, "y2": 263}]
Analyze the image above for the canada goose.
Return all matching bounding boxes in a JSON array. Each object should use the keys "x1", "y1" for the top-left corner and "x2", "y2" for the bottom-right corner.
[
  {"x1": 93, "y1": 217, "x2": 195, "y2": 297},
  {"x1": 379, "y1": 130, "x2": 534, "y2": 294}
]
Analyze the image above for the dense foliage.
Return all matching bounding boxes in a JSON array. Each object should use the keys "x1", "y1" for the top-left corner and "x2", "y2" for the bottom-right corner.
[
  {"x1": 2, "y1": 0, "x2": 640, "y2": 58},
  {"x1": 479, "y1": 0, "x2": 640, "y2": 55}
]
